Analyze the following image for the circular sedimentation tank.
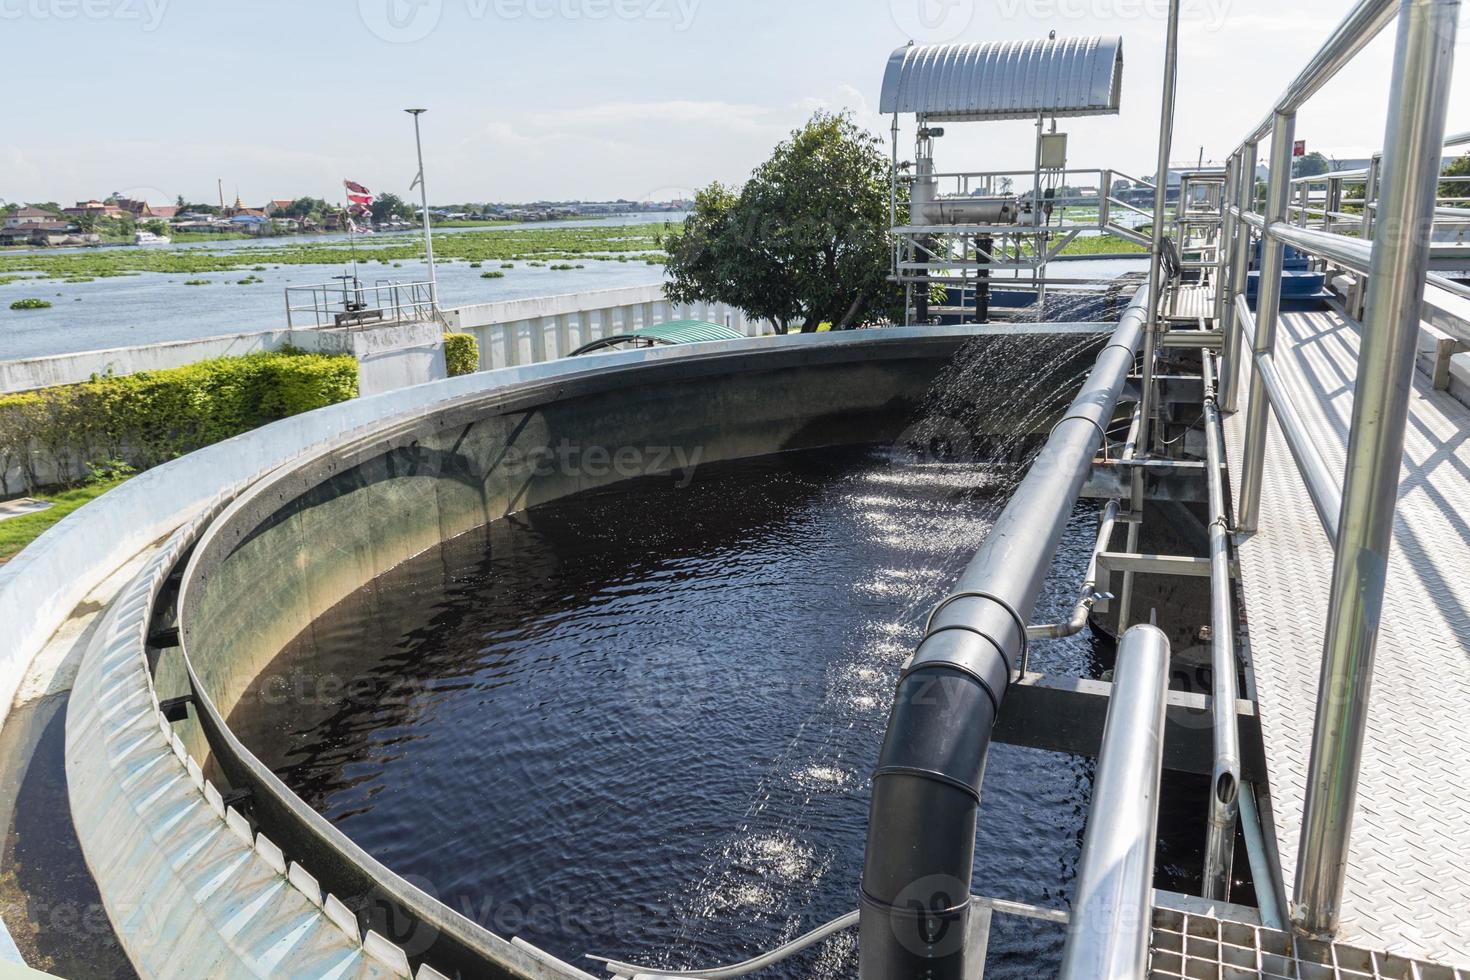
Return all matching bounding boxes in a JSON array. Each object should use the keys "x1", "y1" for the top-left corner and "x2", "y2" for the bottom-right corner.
[{"x1": 46, "y1": 326, "x2": 1219, "y2": 979}]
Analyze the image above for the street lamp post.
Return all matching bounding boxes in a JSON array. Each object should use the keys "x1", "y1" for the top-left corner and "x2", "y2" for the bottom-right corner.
[{"x1": 405, "y1": 108, "x2": 437, "y2": 310}]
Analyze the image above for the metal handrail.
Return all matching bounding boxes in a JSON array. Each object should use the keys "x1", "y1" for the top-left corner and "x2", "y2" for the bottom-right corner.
[
  {"x1": 1219, "y1": 0, "x2": 1460, "y2": 938},
  {"x1": 284, "y1": 278, "x2": 437, "y2": 330},
  {"x1": 1057, "y1": 625, "x2": 1171, "y2": 980}
]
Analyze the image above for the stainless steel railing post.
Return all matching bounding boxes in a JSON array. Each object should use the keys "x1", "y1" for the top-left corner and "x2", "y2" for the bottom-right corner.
[
  {"x1": 1236, "y1": 110, "x2": 1297, "y2": 533},
  {"x1": 1221, "y1": 141, "x2": 1258, "y2": 412},
  {"x1": 1058, "y1": 624, "x2": 1171, "y2": 980},
  {"x1": 1294, "y1": 0, "x2": 1460, "y2": 938}
]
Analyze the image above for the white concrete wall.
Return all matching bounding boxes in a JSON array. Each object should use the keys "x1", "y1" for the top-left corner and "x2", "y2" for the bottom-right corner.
[
  {"x1": 442, "y1": 284, "x2": 775, "y2": 369},
  {"x1": 0, "y1": 286, "x2": 772, "y2": 394},
  {"x1": 0, "y1": 329, "x2": 297, "y2": 393}
]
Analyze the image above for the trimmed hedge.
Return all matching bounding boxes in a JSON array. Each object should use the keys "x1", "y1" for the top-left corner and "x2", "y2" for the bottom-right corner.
[
  {"x1": 0, "y1": 348, "x2": 358, "y2": 494},
  {"x1": 444, "y1": 333, "x2": 479, "y2": 377}
]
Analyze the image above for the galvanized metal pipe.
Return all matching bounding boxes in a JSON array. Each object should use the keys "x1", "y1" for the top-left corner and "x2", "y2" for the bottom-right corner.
[
  {"x1": 1027, "y1": 499, "x2": 1121, "y2": 642},
  {"x1": 1201, "y1": 353, "x2": 1241, "y2": 901},
  {"x1": 1237, "y1": 110, "x2": 1298, "y2": 533},
  {"x1": 859, "y1": 287, "x2": 1149, "y2": 980},
  {"x1": 1058, "y1": 624, "x2": 1171, "y2": 980},
  {"x1": 1294, "y1": 0, "x2": 1461, "y2": 937}
]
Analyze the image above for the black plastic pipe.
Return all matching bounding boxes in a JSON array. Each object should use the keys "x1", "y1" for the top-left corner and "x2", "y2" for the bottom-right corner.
[{"x1": 859, "y1": 286, "x2": 1149, "y2": 979}]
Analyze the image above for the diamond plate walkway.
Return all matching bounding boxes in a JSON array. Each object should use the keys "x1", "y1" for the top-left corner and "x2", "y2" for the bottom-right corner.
[{"x1": 1222, "y1": 307, "x2": 1470, "y2": 966}]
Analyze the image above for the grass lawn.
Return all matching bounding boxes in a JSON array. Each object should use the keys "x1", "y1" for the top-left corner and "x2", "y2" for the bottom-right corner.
[{"x1": 0, "y1": 477, "x2": 131, "y2": 565}]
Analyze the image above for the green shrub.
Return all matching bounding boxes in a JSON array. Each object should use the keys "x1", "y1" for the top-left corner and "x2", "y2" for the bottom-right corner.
[
  {"x1": 10, "y1": 298, "x2": 51, "y2": 310},
  {"x1": 443, "y1": 333, "x2": 479, "y2": 377},
  {"x1": 0, "y1": 349, "x2": 358, "y2": 494}
]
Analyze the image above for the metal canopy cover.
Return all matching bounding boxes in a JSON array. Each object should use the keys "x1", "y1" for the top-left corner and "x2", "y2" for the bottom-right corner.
[{"x1": 880, "y1": 36, "x2": 1124, "y2": 121}]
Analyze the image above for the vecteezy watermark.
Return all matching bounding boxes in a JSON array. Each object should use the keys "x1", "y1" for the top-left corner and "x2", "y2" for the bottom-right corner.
[
  {"x1": 504, "y1": 440, "x2": 705, "y2": 487},
  {"x1": 993, "y1": 0, "x2": 1232, "y2": 32},
  {"x1": 0, "y1": 0, "x2": 169, "y2": 30},
  {"x1": 359, "y1": 0, "x2": 699, "y2": 43},
  {"x1": 889, "y1": 0, "x2": 976, "y2": 44}
]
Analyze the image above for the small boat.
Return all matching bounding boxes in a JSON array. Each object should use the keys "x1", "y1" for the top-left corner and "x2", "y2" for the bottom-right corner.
[{"x1": 133, "y1": 230, "x2": 171, "y2": 245}]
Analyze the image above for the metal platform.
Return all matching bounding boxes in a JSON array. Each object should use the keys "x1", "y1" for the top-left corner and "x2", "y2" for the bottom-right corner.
[{"x1": 1223, "y1": 306, "x2": 1470, "y2": 966}]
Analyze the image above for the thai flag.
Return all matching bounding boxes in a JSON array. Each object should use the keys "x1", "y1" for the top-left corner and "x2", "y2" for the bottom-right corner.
[{"x1": 344, "y1": 179, "x2": 372, "y2": 196}]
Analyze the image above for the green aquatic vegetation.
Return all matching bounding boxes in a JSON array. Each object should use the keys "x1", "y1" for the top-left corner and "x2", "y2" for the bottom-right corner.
[
  {"x1": 10, "y1": 298, "x2": 51, "y2": 309},
  {"x1": 183, "y1": 279, "x2": 211, "y2": 286},
  {"x1": 469, "y1": 262, "x2": 483, "y2": 268},
  {"x1": 62, "y1": 277, "x2": 95, "y2": 283},
  {"x1": 0, "y1": 224, "x2": 674, "y2": 281},
  {"x1": 480, "y1": 271, "x2": 505, "y2": 279},
  {"x1": 237, "y1": 276, "x2": 264, "y2": 285},
  {"x1": 500, "y1": 262, "x2": 514, "y2": 269}
]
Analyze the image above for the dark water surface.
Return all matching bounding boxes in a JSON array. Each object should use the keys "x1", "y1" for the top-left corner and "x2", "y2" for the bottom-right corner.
[{"x1": 228, "y1": 445, "x2": 1202, "y2": 977}]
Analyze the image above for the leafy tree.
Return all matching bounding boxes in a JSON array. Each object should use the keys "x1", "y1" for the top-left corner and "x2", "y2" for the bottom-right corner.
[
  {"x1": 1292, "y1": 151, "x2": 1331, "y2": 179},
  {"x1": 1441, "y1": 152, "x2": 1470, "y2": 199},
  {"x1": 664, "y1": 111, "x2": 901, "y2": 333},
  {"x1": 371, "y1": 192, "x2": 416, "y2": 224},
  {"x1": 280, "y1": 196, "x2": 330, "y2": 223}
]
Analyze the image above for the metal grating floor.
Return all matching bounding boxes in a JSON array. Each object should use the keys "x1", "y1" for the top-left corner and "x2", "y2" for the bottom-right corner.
[
  {"x1": 1222, "y1": 308, "x2": 1470, "y2": 966},
  {"x1": 1150, "y1": 907, "x2": 1470, "y2": 980},
  {"x1": 1169, "y1": 284, "x2": 1216, "y2": 322}
]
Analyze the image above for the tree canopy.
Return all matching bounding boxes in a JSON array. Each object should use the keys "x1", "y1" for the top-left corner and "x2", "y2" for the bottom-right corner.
[
  {"x1": 1292, "y1": 151, "x2": 1332, "y2": 179},
  {"x1": 663, "y1": 111, "x2": 901, "y2": 333},
  {"x1": 372, "y1": 192, "x2": 416, "y2": 224}
]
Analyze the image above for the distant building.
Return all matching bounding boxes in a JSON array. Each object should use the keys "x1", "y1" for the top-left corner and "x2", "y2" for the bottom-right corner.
[
  {"x1": 0, "y1": 220, "x2": 98, "y2": 247},
  {"x1": 63, "y1": 200, "x2": 127, "y2": 218},
  {"x1": 3, "y1": 206, "x2": 59, "y2": 229}
]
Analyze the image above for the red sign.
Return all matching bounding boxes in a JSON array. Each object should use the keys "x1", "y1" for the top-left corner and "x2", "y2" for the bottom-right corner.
[{"x1": 1293, "y1": 140, "x2": 1307, "y2": 157}]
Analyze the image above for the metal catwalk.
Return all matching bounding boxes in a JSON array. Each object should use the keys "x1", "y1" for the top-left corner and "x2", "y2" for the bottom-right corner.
[{"x1": 1225, "y1": 306, "x2": 1470, "y2": 966}]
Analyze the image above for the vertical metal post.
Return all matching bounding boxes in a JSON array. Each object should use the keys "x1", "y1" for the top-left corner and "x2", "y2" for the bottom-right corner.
[
  {"x1": 1294, "y1": 0, "x2": 1460, "y2": 937},
  {"x1": 1214, "y1": 155, "x2": 1239, "y2": 331},
  {"x1": 1361, "y1": 154, "x2": 1381, "y2": 239},
  {"x1": 1140, "y1": 0, "x2": 1182, "y2": 451},
  {"x1": 406, "y1": 108, "x2": 438, "y2": 311},
  {"x1": 1119, "y1": 0, "x2": 1181, "y2": 632},
  {"x1": 1222, "y1": 142, "x2": 1258, "y2": 412},
  {"x1": 1236, "y1": 111, "x2": 1297, "y2": 533}
]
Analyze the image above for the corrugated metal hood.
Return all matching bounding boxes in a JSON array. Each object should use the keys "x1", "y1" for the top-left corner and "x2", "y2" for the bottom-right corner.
[{"x1": 879, "y1": 36, "x2": 1123, "y2": 121}]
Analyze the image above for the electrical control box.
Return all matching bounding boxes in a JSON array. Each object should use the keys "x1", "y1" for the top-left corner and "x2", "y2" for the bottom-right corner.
[{"x1": 1040, "y1": 133, "x2": 1069, "y2": 170}]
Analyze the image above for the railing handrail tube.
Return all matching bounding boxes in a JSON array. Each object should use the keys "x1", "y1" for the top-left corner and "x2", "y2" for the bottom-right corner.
[{"x1": 1057, "y1": 625, "x2": 1171, "y2": 980}]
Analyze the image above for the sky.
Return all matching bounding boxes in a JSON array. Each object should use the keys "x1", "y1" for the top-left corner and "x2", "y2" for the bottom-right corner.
[{"x1": 3, "y1": 0, "x2": 1469, "y2": 207}]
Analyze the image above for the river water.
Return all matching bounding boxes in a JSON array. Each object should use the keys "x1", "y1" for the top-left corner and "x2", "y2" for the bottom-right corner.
[
  {"x1": 226, "y1": 443, "x2": 1213, "y2": 977},
  {"x1": 0, "y1": 214, "x2": 680, "y2": 360}
]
